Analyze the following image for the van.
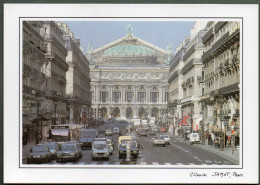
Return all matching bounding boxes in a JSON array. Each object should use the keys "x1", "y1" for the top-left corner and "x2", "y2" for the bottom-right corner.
[{"x1": 189, "y1": 133, "x2": 200, "y2": 145}]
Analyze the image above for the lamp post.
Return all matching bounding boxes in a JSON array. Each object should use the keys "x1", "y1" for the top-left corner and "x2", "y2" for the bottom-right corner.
[
  {"x1": 218, "y1": 96, "x2": 224, "y2": 151},
  {"x1": 53, "y1": 102, "x2": 57, "y2": 125},
  {"x1": 36, "y1": 91, "x2": 40, "y2": 145},
  {"x1": 190, "y1": 105, "x2": 194, "y2": 133}
]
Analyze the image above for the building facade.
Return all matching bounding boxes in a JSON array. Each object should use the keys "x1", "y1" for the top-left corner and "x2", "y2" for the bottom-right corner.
[
  {"x1": 201, "y1": 21, "x2": 240, "y2": 135},
  {"x1": 40, "y1": 21, "x2": 69, "y2": 126},
  {"x1": 168, "y1": 21, "x2": 240, "y2": 136},
  {"x1": 88, "y1": 25, "x2": 170, "y2": 120},
  {"x1": 168, "y1": 37, "x2": 190, "y2": 124},
  {"x1": 57, "y1": 23, "x2": 91, "y2": 125},
  {"x1": 22, "y1": 21, "x2": 47, "y2": 142}
]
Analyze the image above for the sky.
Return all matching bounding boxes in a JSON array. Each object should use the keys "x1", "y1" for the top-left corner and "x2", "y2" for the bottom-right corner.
[{"x1": 64, "y1": 21, "x2": 195, "y2": 54}]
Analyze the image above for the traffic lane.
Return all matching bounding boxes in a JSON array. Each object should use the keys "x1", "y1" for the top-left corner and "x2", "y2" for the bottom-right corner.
[
  {"x1": 139, "y1": 135, "x2": 201, "y2": 164},
  {"x1": 171, "y1": 139, "x2": 235, "y2": 165}
]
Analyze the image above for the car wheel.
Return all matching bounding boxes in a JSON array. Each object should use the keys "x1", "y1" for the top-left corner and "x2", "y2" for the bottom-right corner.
[
  {"x1": 163, "y1": 144, "x2": 165, "y2": 147},
  {"x1": 56, "y1": 159, "x2": 60, "y2": 163},
  {"x1": 27, "y1": 159, "x2": 31, "y2": 164}
]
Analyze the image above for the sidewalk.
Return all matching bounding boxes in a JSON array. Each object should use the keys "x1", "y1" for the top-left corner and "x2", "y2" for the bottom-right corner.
[{"x1": 171, "y1": 135, "x2": 240, "y2": 165}]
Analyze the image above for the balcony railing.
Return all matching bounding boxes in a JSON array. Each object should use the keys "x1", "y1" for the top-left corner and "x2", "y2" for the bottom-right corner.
[
  {"x1": 214, "y1": 21, "x2": 228, "y2": 33},
  {"x1": 183, "y1": 44, "x2": 195, "y2": 61},
  {"x1": 212, "y1": 32, "x2": 230, "y2": 53},
  {"x1": 202, "y1": 27, "x2": 214, "y2": 44},
  {"x1": 197, "y1": 76, "x2": 204, "y2": 83}
]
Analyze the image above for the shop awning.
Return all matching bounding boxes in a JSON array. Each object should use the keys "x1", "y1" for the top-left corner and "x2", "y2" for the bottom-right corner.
[
  {"x1": 175, "y1": 116, "x2": 191, "y2": 126},
  {"x1": 51, "y1": 129, "x2": 69, "y2": 136}
]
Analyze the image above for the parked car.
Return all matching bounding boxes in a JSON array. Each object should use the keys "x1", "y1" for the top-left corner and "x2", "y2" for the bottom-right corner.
[
  {"x1": 153, "y1": 136, "x2": 166, "y2": 147},
  {"x1": 113, "y1": 127, "x2": 120, "y2": 134},
  {"x1": 160, "y1": 134, "x2": 171, "y2": 145},
  {"x1": 92, "y1": 141, "x2": 109, "y2": 160},
  {"x1": 189, "y1": 133, "x2": 200, "y2": 145},
  {"x1": 27, "y1": 145, "x2": 51, "y2": 164},
  {"x1": 56, "y1": 144, "x2": 80, "y2": 162},
  {"x1": 105, "y1": 129, "x2": 113, "y2": 136}
]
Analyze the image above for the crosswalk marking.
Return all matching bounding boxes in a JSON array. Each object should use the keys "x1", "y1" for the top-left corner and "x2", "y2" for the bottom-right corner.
[
  {"x1": 115, "y1": 162, "x2": 120, "y2": 165},
  {"x1": 211, "y1": 164, "x2": 219, "y2": 165},
  {"x1": 176, "y1": 163, "x2": 183, "y2": 165},
  {"x1": 164, "y1": 163, "x2": 172, "y2": 165},
  {"x1": 90, "y1": 162, "x2": 98, "y2": 165},
  {"x1": 205, "y1": 160, "x2": 212, "y2": 163},
  {"x1": 224, "y1": 161, "x2": 232, "y2": 164},
  {"x1": 139, "y1": 162, "x2": 147, "y2": 165},
  {"x1": 201, "y1": 163, "x2": 208, "y2": 165},
  {"x1": 188, "y1": 163, "x2": 195, "y2": 165},
  {"x1": 79, "y1": 162, "x2": 85, "y2": 165},
  {"x1": 102, "y1": 162, "x2": 109, "y2": 165},
  {"x1": 214, "y1": 161, "x2": 222, "y2": 164},
  {"x1": 152, "y1": 162, "x2": 159, "y2": 165}
]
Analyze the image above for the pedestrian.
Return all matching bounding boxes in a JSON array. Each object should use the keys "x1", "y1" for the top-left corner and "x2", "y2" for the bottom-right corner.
[
  {"x1": 235, "y1": 133, "x2": 239, "y2": 147},
  {"x1": 23, "y1": 131, "x2": 28, "y2": 145},
  {"x1": 208, "y1": 132, "x2": 211, "y2": 145},
  {"x1": 225, "y1": 133, "x2": 228, "y2": 147},
  {"x1": 211, "y1": 132, "x2": 215, "y2": 147}
]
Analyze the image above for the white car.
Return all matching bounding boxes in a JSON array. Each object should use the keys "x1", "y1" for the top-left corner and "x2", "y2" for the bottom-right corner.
[
  {"x1": 153, "y1": 136, "x2": 166, "y2": 147},
  {"x1": 189, "y1": 133, "x2": 200, "y2": 145},
  {"x1": 92, "y1": 141, "x2": 109, "y2": 160},
  {"x1": 113, "y1": 127, "x2": 120, "y2": 134},
  {"x1": 160, "y1": 134, "x2": 171, "y2": 145}
]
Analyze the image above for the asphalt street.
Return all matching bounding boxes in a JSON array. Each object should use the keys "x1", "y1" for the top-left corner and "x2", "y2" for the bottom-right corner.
[{"x1": 24, "y1": 121, "x2": 236, "y2": 166}]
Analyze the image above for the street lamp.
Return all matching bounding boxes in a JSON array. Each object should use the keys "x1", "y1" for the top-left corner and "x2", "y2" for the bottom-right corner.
[
  {"x1": 190, "y1": 105, "x2": 194, "y2": 133},
  {"x1": 53, "y1": 102, "x2": 57, "y2": 125},
  {"x1": 218, "y1": 95, "x2": 224, "y2": 151},
  {"x1": 32, "y1": 90, "x2": 41, "y2": 145}
]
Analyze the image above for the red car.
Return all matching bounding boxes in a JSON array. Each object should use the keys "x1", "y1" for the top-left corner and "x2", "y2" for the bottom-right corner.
[{"x1": 159, "y1": 127, "x2": 167, "y2": 132}]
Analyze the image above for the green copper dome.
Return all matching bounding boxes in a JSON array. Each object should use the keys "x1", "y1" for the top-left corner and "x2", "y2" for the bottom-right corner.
[{"x1": 104, "y1": 44, "x2": 155, "y2": 57}]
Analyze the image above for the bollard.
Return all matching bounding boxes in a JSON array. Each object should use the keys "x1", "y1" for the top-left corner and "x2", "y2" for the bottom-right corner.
[{"x1": 125, "y1": 141, "x2": 131, "y2": 162}]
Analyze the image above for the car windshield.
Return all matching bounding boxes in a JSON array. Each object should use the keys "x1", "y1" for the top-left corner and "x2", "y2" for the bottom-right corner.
[
  {"x1": 61, "y1": 144, "x2": 77, "y2": 151},
  {"x1": 32, "y1": 146, "x2": 47, "y2": 152},
  {"x1": 106, "y1": 130, "x2": 112, "y2": 132},
  {"x1": 94, "y1": 144, "x2": 106, "y2": 149},
  {"x1": 113, "y1": 128, "x2": 119, "y2": 131},
  {"x1": 46, "y1": 144, "x2": 55, "y2": 150},
  {"x1": 191, "y1": 134, "x2": 199, "y2": 138},
  {"x1": 161, "y1": 135, "x2": 169, "y2": 138}
]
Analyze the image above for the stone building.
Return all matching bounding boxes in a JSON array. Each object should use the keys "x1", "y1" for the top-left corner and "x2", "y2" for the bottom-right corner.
[
  {"x1": 168, "y1": 37, "x2": 190, "y2": 123},
  {"x1": 181, "y1": 26, "x2": 207, "y2": 131},
  {"x1": 201, "y1": 21, "x2": 240, "y2": 134},
  {"x1": 40, "y1": 21, "x2": 69, "y2": 125},
  {"x1": 57, "y1": 23, "x2": 91, "y2": 125},
  {"x1": 88, "y1": 25, "x2": 170, "y2": 120},
  {"x1": 22, "y1": 21, "x2": 47, "y2": 142},
  {"x1": 168, "y1": 22, "x2": 207, "y2": 132}
]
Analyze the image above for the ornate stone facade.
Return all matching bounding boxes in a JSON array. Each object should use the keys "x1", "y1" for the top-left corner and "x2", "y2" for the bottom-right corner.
[
  {"x1": 201, "y1": 21, "x2": 240, "y2": 134},
  {"x1": 88, "y1": 25, "x2": 170, "y2": 120},
  {"x1": 57, "y1": 23, "x2": 91, "y2": 124}
]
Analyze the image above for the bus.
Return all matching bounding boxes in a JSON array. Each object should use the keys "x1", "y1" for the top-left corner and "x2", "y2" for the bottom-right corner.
[{"x1": 50, "y1": 124, "x2": 82, "y2": 142}]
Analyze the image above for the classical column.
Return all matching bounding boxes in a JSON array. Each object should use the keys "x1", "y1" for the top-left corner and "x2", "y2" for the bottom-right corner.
[
  {"x1": 109, "y1": 86, "x2": 113, "y2": 103},
  {"x1": 122, "y1": 86, "x2": 125, "y2": 104},
  {"x1": 159, "y1": 86, "x2": 163, "y2": 104},
  {"x1": 135, "y1": 86, "x2": 138, "y2": 103},
  {"x1": 146, "y1": 86, "x2": 150, "y2": 104}
]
